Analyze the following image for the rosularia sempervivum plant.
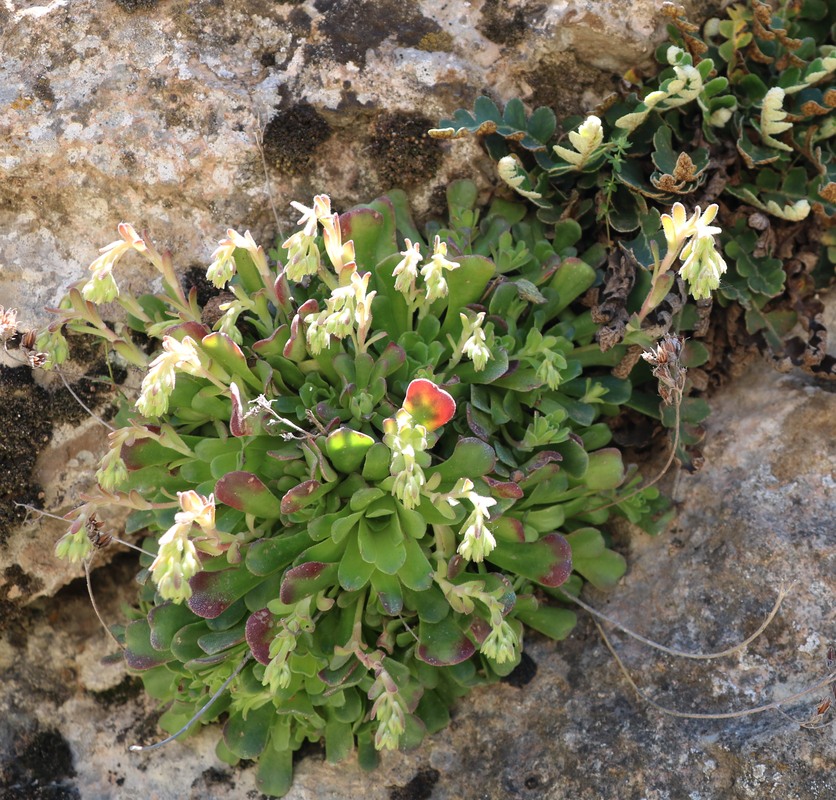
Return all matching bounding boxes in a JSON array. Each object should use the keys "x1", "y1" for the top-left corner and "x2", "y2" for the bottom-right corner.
[{"x1": 49, "y1": 182, "x2": 670, "y2": 795}]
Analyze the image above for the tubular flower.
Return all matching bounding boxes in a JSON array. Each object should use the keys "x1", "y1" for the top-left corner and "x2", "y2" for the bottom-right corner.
[
  {"x1": 263, "y1": 618, "x2": 303, "y2": 693},
  {"x1": 679, "y1": 231, "x2": 728, "y2": 300},
  {"x1": 421, "y1": 236, "x2": 459, "y2": 302},
  {"x1": 320, "y1": 212, "x2": 356, "y2": 277},
  {"x1": 383, "y1": 408, "x2": 429, "y2": 510},
  {"x1": 54, "y1": 506, "x2": 98, "y2": 564},
  {"x1": 282, "y1": 229, "x2": 321, "y2": 282},
  {"x1": 290, "y1": 195, "x2": 332, "y2": 237},
  {"x1": 460, "y1": 312, "x2": 491, "y2": 371},
  {"x1": 480, "y1": 619, "x2": 519, "y2": 663},
  {"x1": 371, "y1": 688, "x2": 407, "y2": 751},
  {"x1": 81, "y1": 222, "x2": 144, "y2": 303},
  {"x1": 176, "y1": 490, "x2": 216, "y2": 533},
  {"x1": 136, "y1": 335, "x2": 203, "y2": 418},
  {"x1": 660, "y1": 201, "x2": 701, "y2": 251},
  {"x1": 450, "y1": 478, "x2": 498, "y2": 563},
  {"x1": 148, "y1": 490, "x2": 217, "y2": 603},
  {"x1": 149, "y1": 521, "x2": 200, "y2": 603},
  {"x1": 207, "y1": 229, "x2": 261, "y2": 288},
  {"x1": 660, "y1": 203, "x2": 727, "y2": 301},
  {"x1": 392, "y1": 238, "x2": 422, "y2": 296},
  {"x1": 305, "y1": 271, "x2": 376, "y2": 354}
]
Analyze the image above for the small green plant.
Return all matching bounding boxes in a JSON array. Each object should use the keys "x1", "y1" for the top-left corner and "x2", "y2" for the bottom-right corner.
[
  {"x1": 44, "y1": 181, "x2": 687, "y2": 795},
  {"x1": 431, "y1": 0, "x2": 835, "y2": 383},
  {"x1": 37, "y1": 1, "x2": 831, "y2": 793}
]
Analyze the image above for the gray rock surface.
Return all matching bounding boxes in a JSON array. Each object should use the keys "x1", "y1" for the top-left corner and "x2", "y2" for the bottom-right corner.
[
  {"x1": 0, "y1": 0, "x2": 688, "y2": 326},
  {"x1": 2, "y1": 351, "x2": 834, "y2": 799}
]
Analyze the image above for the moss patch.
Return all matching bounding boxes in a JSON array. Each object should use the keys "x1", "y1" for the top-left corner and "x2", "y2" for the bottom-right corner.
[
  {"x1": 478, "y1": 0, "x2": 531, "y2": 46},
  {"x1": 112, "y1": 0, "x2": 159, "y2": 11},
  {"x1": 0, "y1": 338, "x2": 124, "y2": 545},
  {"x1": 0, "y1": 366, "x2": 52, "y2": 543},
  {"x1": 369, "y1": 112, "x2": 443, "y2": 188},
  {"x1": 524, "y1": 52, "x2": 612, "y2": 117},
  {"x1": 416, "y1": 31, "x2": 454, "y2": 53},
  {"x1": 0, "y1": 728, "x2": 78, "y2": 800},
  {"x1": 312, "y1": 0, "x2": 441, "y2": 65},
  {"x1": 262, "y1": 102, "x2": 332, "y2": 176}
]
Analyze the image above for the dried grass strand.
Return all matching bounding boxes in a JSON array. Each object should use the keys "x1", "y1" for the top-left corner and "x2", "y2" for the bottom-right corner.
[
  {"x1": 568, "y1": 584, "x2": 790, "y2": 660},
  {"x1": 594, "y1": 619, "x2": 836, "y2": 720}
]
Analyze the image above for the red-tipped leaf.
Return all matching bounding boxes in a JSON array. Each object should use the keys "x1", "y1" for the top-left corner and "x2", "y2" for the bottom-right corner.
[{"x1": 403, "y1": 378, "x2": 455, "y2": 431}]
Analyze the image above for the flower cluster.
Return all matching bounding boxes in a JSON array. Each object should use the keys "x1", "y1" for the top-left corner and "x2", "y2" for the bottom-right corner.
[
  {"x1": 305, "y1": 270, "x2": 376, "y2": 355},
  {"x1": 448, "y1": 478, "x2": 497, "y2": 563},
  {"x1": 149, "y1": 491, "x2": 218, "y2": 603},
  {"x1": 458, "y1": 312, "x2": 491, "y2": 372},
  {"x1": 136, "y1": 335, "x2": 204, "y2": 417},
  {"x1": 80, "y1": 222, "x2": 147, "y2": 304},
  {"x1": 208, "y1": 229, "x2": 266, "y2": 289},
  {"x1": 263, "y1": 601, "x2": 313, "y2": 693},
  {"x1": 660, "y1": 202, "x2": 727, "y2": 300},
  {"x1": 383, "y1": 408, "x2": 429, "y2": 510}
]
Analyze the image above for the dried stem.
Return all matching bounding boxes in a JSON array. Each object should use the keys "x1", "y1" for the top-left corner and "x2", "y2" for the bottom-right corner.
[
  {"x1": 129, "y1": 652, "x2": 252, "y2": 753},
  {"x1": 594, "y1": 619, "x2": 836, "y2": 721},
  {"x1": 84, "y1": 558, "x2": 125, "y2": 651},
  {"x1": 567, "y1": 584, "x2": 790, "y2": 660}
]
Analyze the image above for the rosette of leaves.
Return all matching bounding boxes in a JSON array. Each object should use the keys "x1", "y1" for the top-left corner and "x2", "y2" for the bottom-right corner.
[
  {"x1": 50, "y1": 182, "x2": 668, "y2": 796},
  {"x1": 430, "y1": 0, "x2": 835, "y2": 379}
]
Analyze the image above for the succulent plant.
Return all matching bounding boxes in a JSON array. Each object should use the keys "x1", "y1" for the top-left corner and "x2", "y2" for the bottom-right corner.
[
  {"x1": 430, "y1": 0, "x2": 835, "y2": 386},
  {"x1": 48, "y1": 181, "x2": 672, "y2": 795}
]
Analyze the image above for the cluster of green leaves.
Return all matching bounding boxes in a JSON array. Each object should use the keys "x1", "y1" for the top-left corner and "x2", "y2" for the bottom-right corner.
[
  {"x1": 49, "y1": 183, "x2": 671, "y2": 796},
  {"x1": 431, "y1": 0, "x2": 834, "y2": 363}
]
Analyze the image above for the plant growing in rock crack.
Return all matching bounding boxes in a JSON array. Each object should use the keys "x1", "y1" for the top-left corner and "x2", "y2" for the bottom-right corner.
[
  {"x1": 431, "y1": 0, "x2": 835, "y2": 464},
  {"x1": 42, "y1": 179, "x2": 700, "y2": 796}
]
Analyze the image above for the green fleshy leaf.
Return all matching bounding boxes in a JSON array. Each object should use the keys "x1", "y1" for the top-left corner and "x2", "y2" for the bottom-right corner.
[
  {"x1": 188, "y1": 567, "x2": 265, "y2": 620},
  {"x1": 516, "y1": 605, "x2": 577, "y2": 640},
  {"x1": 198, "y1": 624, "x2": 246, "y2": 655},
  {"x1": 201, "y1": 331, "x2": 261, "y2": 391},
  {"x1": 245, "y1": 532, "x2": 313, "y2": 577},
  {"x1": 223, "y1": 702, "x2": 275, "y2": 760},
  {"x1": 437, "y1": 255, "x2": 496, "y2": 339},
  {"x1": 566, "y1": 528, "x2": 627, "y2": 590},
  {"x1": 362, "y1": 442, "x2": 392, "y2": 482},
  {"x1": 552, "y1": 437, "x2": 589, "y2": 479},
  {"x1": 324, "y1": 720, "x2": 354, "y2": 765},
  {"x1": 417, "y1": 617, "x2": 476, "y2": 666},
  {"x1": 279, "y1": 562, "x2": 338, "y2": 604},
  {"x1": 357, "y1": 518, "x2": 406, "y2": 575},
  {"x1": 372, "y1": 253, "x2": 412, "y2": 339},
  {"x1": 170, "y1": 621, "x2": 209, "y2": 662},
  {"x1": 425, "y1": 438, "x2": 496, "y2": 484},
  {"x1": 148, "y1": 602, "x2": 198, "y2": 651},
  {"x1": 125, "y1": 619, "x2": 172, "y2": 670},
  {"x1": 488, "y1": 533, "x2": 573, "y2": 588},
  {"x1": 397, "y1": 536, "x2": 434, "y2": 591},
  {"x1": 256, "y1": 747, "x2": 294, "y2": 797},
  {"x1": 340, "y1": 204, "x2": 396, "y2": 270},
  {"x1": 215, "y1": 472, "x2": 282, "y2": 518},
  {"x1": 370, "y1": 569, "x2": 403, "y2": 615},
  {"x1": 338, "y1": 531, "x2": 376, "y2": 591},
  {"x1": 404, "y1": 584, "x2": 449, "y2": 623},
  {"x1": 582, "y1": 449, "x2": 626, "y2": 492}
]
